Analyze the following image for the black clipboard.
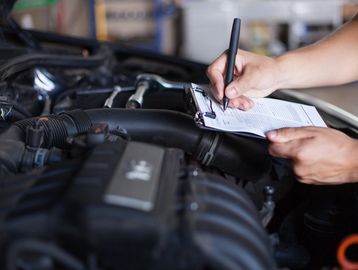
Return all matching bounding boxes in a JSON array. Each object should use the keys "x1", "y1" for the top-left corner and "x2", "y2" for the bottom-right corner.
[
  {"x1": 186, "y1": 83, "x2": 327, "y2": 140},
  {"x1": 186, "y1": 83, "x2": 264, "y2": 139}
]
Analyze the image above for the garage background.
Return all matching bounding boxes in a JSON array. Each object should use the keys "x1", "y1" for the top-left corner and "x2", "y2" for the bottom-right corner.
[{"x1": 12, "y1": 0, "x2": 358, "y2": 116}]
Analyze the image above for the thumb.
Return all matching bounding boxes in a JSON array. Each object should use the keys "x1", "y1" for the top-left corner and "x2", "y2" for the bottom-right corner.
[
  {"x1": 225, "y1": 75, "x2": 253, "y2": 99},
  {"x1": 266, "y1": 127, "x2": 316, "y2": 143}
]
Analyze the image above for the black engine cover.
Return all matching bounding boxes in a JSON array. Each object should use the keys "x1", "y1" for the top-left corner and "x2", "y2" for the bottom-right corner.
[
  {"x1": 1, "y1": 138, "x2": 276, "y2": 270},
  {"x1": 61, "y1": 139, "x2": 184, "y2": 269}
]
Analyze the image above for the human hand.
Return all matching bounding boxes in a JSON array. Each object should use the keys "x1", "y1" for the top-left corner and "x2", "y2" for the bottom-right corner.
[
  {"x1": 266, "y1": 127, "x2": 358, "y2": 185},
  {"x1": 206, "y1": 49, "x2": 282, "y2": 110}
]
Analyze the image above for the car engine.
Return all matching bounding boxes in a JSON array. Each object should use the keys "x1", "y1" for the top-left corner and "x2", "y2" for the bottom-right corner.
[{"x1": 0, "y1": 13, "x2": 357, "y2": 270}]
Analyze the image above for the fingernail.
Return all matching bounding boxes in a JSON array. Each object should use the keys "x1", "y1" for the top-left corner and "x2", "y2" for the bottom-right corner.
[
  {"x1": 267, "y1": 130, "x2": 277, "y2": 139},
  {"x1": 242, "y1": 102, "x2": 249, "y2": 110},
  {"x1": 226, "y1": 87, "x2": 237, "y2": 98}
]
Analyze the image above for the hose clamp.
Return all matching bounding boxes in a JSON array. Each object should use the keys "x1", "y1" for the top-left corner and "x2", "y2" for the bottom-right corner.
[{"x1": 202, "y1": 133, "x2": 220, "y2": 166}]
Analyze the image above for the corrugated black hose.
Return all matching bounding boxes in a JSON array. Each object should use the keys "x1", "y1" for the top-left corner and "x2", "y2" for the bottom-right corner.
[{"x1": 0, "y1": 109, "x2": 271, "y2": 180}]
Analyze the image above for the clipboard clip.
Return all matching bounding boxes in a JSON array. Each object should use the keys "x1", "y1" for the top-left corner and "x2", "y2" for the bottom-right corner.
[
  {"x1": 193, "y1": 86, "x2": 217, "y2": 120},
  {"x1": 194, "y1": 111, "x2": 204, "y2": 126},
  {"x1": 203, "y1": 111, "x2": 216, "y2": 119}
]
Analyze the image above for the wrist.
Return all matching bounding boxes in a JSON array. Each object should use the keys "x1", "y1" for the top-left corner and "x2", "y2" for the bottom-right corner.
[
  {"x1": 274, "y1": 54, "x2": 292, "y2": 90},
  {"x1": 347, "y1": 139, "x2": 358, "y2": 182}
]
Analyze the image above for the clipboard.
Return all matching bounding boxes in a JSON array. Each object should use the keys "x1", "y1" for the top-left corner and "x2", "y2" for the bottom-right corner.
[
  {"x1": 186, "y1": 83, "x2": 327, "y2": 139},
  {"x1": 186, "y1": 84, "x2": 264, "y2": 140}
]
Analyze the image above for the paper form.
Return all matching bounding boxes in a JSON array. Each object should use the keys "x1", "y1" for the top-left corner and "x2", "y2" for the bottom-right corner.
[{"x1": 190, "y1": 84, "x2": 327, "y2": 138}]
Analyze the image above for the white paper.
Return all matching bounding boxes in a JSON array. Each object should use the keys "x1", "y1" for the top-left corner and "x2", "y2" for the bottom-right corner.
[{"x1": 190, "y1": 83, "x2": 327, "y2": 138}]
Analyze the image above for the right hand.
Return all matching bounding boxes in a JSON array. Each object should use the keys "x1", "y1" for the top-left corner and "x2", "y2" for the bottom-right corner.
[{"x1": 207, "y1": 49, "x2": 282, "y2": 110}]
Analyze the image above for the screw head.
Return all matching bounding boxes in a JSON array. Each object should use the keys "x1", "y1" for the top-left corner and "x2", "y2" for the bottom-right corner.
[{"x1": 264, "y1": 186, "x2": 275, "y2": 195}]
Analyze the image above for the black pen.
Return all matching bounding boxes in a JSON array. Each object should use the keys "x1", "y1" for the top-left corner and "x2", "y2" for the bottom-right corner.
[{"x1": 223, "y1": 18, "x2": 241, "y2": 111}]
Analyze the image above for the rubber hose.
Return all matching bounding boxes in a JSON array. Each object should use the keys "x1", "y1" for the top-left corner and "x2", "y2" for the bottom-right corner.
[
  {"x1": 85, "y1": 109, "x2": 271, "y2": 180},
  {"x1": 0, "y1": 109, "x2": 271, "y2": 180}
]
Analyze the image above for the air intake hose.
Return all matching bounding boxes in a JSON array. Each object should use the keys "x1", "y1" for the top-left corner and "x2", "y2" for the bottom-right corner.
[
  {"x1": 85, "y1": 109, "x2": 271, "y2": 180},
  {"x1": 0, "y1": 109, "x2": 271, "y2": 180}
]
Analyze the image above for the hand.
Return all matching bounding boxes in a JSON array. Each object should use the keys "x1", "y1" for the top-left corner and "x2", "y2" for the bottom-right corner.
[
  {"x1": 266, "y1": 127, "x2": 358, "y2": 185},
  {"x1": 206, "y1": 49, "x2": 282, "y2": 110}
]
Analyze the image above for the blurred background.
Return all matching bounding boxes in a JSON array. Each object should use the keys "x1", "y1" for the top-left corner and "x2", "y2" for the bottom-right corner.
[{"x1": 11, "y1": 0, "x2": 358, "y2": 115}]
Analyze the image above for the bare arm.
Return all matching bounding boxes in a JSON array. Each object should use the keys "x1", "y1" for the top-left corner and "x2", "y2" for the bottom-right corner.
[
  {"x1": 276, "y1": 13, "x2": 358, "y2": 89},
  {"x1": 207, "y1": 14, "x2": 358, "y2": 110},
  {"x1": 206, "y1": 15, "x2": 358, "y2": 185}
]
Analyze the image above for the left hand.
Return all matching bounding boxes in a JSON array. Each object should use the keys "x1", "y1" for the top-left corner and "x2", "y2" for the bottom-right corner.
[{"x1": 266, "y1": 127, "x2": 358, "y2": 185}]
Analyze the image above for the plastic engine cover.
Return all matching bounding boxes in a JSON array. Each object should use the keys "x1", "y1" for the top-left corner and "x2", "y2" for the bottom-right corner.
[{"x1": 60, "y1": 139, "x2": 276, "y2": 270}]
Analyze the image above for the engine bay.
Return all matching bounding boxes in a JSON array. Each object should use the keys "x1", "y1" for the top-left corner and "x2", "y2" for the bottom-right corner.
[{"x1": 0, "y1": 15, "x2": 357, "y2": 270}]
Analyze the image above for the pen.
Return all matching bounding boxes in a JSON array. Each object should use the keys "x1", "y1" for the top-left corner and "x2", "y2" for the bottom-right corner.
[{"x1": 223, "y1": 18, "x2": 241, "y2": 111}]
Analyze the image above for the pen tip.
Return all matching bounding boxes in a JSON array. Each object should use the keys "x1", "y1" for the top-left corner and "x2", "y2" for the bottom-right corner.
[{"x1": 223, "y1": 98, "x2": 229, "y2": 111}]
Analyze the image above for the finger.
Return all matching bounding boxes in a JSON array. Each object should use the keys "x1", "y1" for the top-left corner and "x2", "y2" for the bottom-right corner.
[
  {"x1": 295, "y1": 174, "x2": 320, "y2": 185},
  {"x1": 296, "y1": 177, "x2": 315, "y2": 185},
  {"x1": 208, "y1": 70, "x2": 225, "y2": 101},
  {"x1": 229, "y1": 96, "x2": 254, "y2": 110},
  {"x1": 266, "y1": 127, "x2": 317, "y2": 143},
  {"x1": 207, "y1": 53, "x2": 228, "y2": 101},
  {"x1": 268, "y1": 141, "x2": 298, "y2": 159},
  {"x1": 224, "y1": 75, "x2": 252, "y2": 99}
]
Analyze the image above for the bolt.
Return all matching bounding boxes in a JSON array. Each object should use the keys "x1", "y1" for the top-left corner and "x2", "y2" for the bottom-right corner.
[
  {"x1": 264, "y1": 185, "x2": 275, "y2": 203},
  {"x1": 190, "y1": 202, "x2": 199, "y2": 211}
]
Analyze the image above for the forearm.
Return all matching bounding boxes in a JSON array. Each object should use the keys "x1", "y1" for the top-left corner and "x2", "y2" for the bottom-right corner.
[{"x1": 276, "y1": 14, "x2": 358, "y2": 89}]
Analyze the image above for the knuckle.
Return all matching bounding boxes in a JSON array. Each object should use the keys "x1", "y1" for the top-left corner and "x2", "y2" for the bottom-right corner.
[
  {"x1": 278, "y1": 128, "x2": 290, "y2": 137},
  {"x1": 294, "y1": 148, "x2": 309, "y2": 163},
  {"x1": 277, "y1": 128, "x2": 294, "y2": 139},
  {"x1": 230, "y1": 99, "x2": 241, "y2": 108},
  {"x1": 240, "y1": 95, "x2": 250, "y2": 103},
  {"x1": 293, "y1": 165, "x2": 305, "y2": 179},
  {"x1": 295, "y1": 150, "x2": 305, "y2": 162},
  {"x1": 206, "y1": 66, "x2": 214, "y2": 77},
  {"x1": 231, "y1": 98, "x2": 245, "y2": 109},
  {"x1": 268, "y1": 145, "x2": 277, "y2": 156}
]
